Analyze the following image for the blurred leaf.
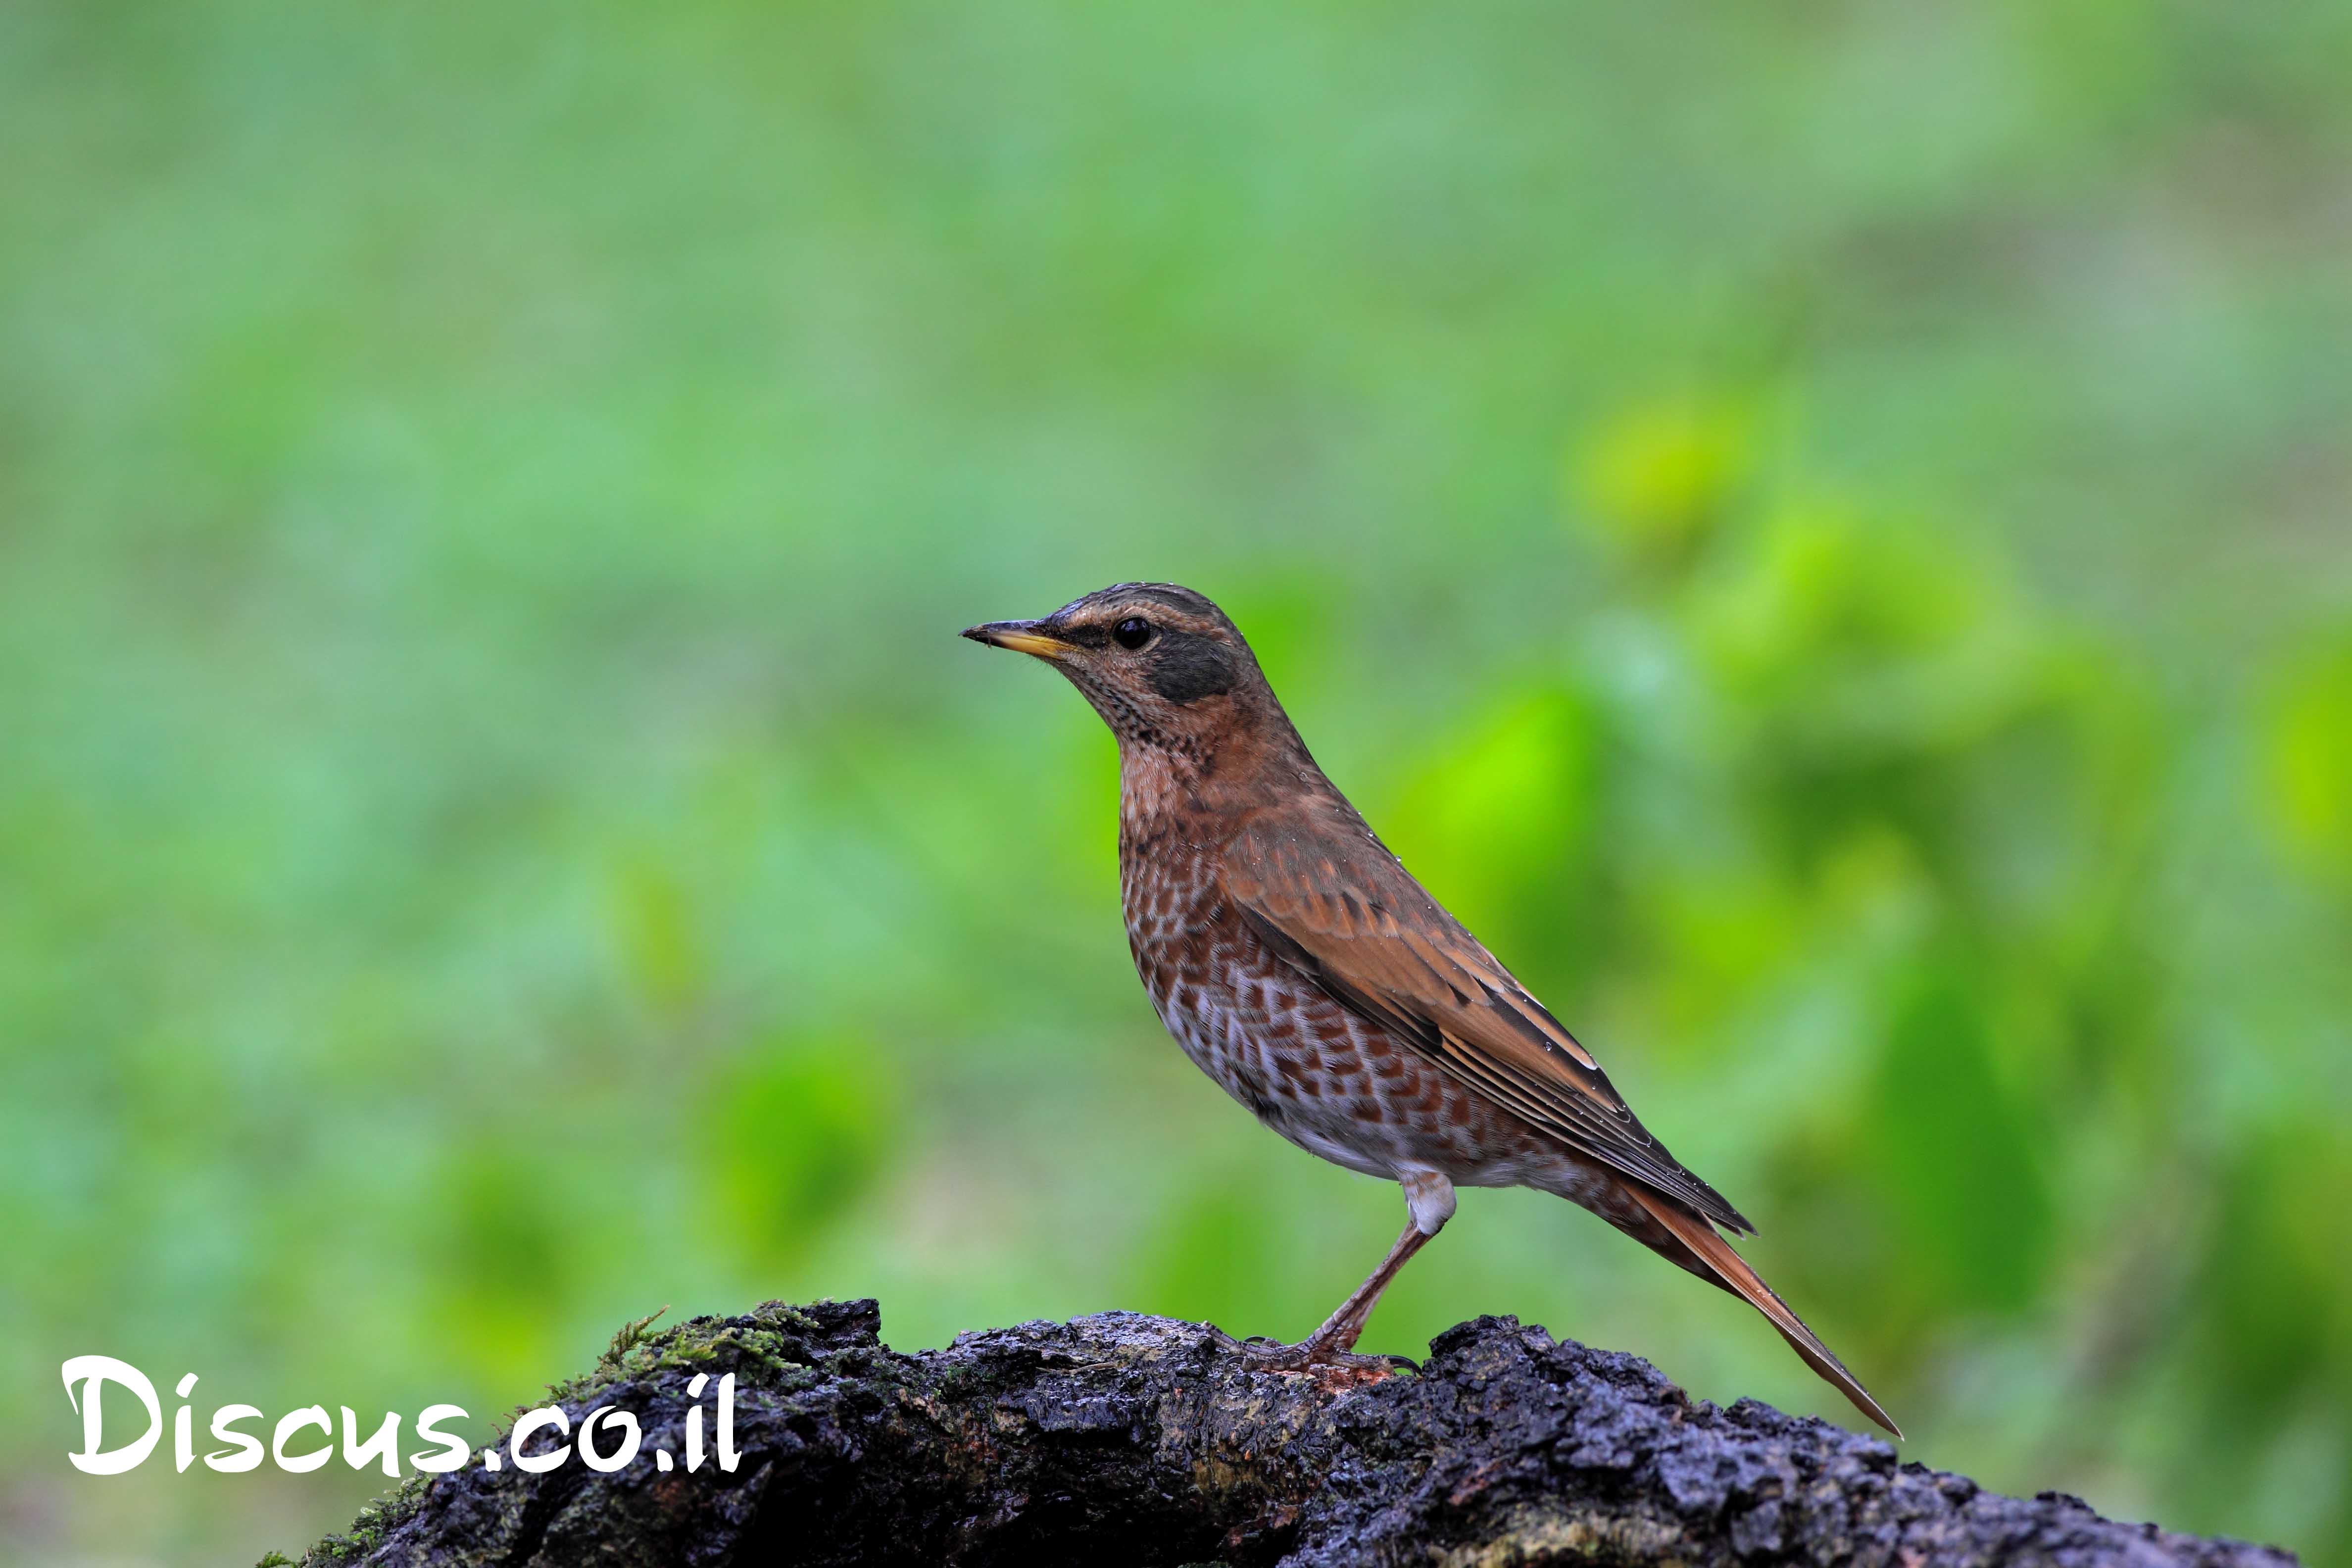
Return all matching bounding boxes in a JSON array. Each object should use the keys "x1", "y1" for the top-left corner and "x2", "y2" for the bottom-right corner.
[
  {"x1": 700, "y1": 1036, "x2": 894, "y2": 1271},
  {"x1": 608, "y1": 851, "x2": 707, "y2": 1017},
  {"x1": 2192, "y1": 1122, "x2": 2351, "y2": 1427},
  {"x1": 1868, "y1": 958, "x2": 2054, "y2": 1316},
  {"x1": 1697, "y1": 507, "x2": 2002, "y2": 725},
  {"x1": 1212, "y1": 579, "x2": 1331, "y2": 706},
  {"x1": 430, "y1": 1148, "x2": 578, "y2": 1387},
  {"x1": 1385, "y1": 685, "x2": 1603, "y2": 991},
  {"x1": 2262, "y1": 636, "x2": 2352, "y2": 881},
  {"x1": 1637, "y1": 867, "x2": 1809, "y2": 1038},
  {"x1": 1573, "y1": 396, "x2": 1757, "y2": 574},
  {"x1": 1132, "y1": 1177, "x2": 1283, "y2": 1337}
]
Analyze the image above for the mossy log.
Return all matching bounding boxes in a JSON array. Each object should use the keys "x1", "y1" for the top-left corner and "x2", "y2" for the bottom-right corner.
[{"x1": 293, "y1": 1300, "x2": 2293, "y2": 1567}]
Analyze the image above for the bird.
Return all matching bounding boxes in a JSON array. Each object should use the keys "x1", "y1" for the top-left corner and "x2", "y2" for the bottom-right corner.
[{"x1": 963, "y1": 582, "x2": 1897, "y2": 1435}]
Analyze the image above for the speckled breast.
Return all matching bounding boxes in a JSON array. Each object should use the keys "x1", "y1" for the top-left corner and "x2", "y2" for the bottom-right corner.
[{"x1": 1116, "y1": 809, "x2": 1597, "y2": 1198}]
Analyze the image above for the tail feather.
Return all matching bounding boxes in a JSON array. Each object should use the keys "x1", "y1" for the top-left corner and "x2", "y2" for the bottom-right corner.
[{"x1": 1624, "y1": 1185, "x2": 1902, "y2": 1438}]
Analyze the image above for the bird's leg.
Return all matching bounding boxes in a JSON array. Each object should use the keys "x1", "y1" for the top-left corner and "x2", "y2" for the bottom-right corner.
[
  {"x1": 1303, "y1": 1220, "x2": 1431, "y2": 1354},
  {"x1": 1239, "y1": 1168, "x2": 1455, "y2": 1372}
]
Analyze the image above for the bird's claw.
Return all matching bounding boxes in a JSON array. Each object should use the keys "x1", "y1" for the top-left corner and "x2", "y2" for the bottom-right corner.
[{"x1": 1228, "y1": 1337, "x2": 1414, "y2": 1376}]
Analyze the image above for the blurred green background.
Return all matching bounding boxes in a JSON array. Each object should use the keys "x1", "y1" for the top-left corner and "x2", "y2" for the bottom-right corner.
[{"x1": 3, "y1": 1, "x2": 2350, "y2": 1563}]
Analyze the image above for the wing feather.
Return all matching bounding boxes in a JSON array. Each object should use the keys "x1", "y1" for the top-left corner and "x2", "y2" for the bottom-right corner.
[{"x1": 1224, "y1": 803, "x2": 1752, "y2": 1234}]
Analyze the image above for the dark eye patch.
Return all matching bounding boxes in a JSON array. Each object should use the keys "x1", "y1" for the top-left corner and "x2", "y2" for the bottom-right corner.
[{"x1": 1147, "y1": 629, "x2": 1236, "y2": 704}]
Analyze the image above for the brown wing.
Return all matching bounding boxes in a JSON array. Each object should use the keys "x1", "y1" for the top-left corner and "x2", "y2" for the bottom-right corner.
[{"x1": 1222, "y1": 798, "x2": 1753, "y2": 1235}]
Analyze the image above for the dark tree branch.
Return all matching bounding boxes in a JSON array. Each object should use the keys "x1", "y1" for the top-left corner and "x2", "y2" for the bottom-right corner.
[{"x1": 292, "y1": 1300, "x2": 2294, "y2": 1567}]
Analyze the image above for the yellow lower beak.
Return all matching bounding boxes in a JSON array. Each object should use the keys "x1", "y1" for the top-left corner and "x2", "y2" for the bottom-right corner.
[{"x1": 961, "y1": 621, "x2": 1073, "y2": 660}]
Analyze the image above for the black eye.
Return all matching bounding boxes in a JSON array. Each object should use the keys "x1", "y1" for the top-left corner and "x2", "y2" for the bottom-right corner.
[{"x1": 1113, "y1": 617, "x2": 1153, "y2": 650}]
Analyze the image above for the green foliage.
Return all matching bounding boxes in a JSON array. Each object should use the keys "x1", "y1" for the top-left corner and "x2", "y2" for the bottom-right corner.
[
  {"x1": 1388, "y1": 686, "x2": 1603, "y2": 995},
  {"x1": 1870, "y1": 960, "x2": 2054, "y2": 1318},
  {"x1": 2197, "y1": 1125, "x2": 2347, "y2": 1424},
  {"x1": 702, "y1": 1038, "x2": 894, "y2": 1271},
  {"x1": 1133, "y1": 1179, "x2": 1287, "y2": 1336},
  {"x1": 1, "y1": 1, "x2": 2348, "y2": 1564},
  {"x1": 2266, "y1": 638, "x2": 2352, "y2": 882},
  {"x1": 431, "y1": 1148, "x2": 584, "y2": 1387},
  {"x1": 1574, "y1": 396, "x2": 1758, "y2": 572}
]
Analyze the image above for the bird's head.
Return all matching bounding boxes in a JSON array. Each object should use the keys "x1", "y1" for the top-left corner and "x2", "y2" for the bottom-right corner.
[{"x1": 963, "y1": 582, "x2": 1281, "y2": 759}]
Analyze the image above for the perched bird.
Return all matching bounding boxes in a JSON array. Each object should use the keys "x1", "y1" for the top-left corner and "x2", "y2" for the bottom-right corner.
[{"x1": 964, "y1": 582, "x2": 1897, "y2": 1435}]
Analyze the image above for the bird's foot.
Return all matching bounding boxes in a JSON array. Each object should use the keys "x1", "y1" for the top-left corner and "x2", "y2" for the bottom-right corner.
[{"x1": 1214, "y1": 1328, "x2": 1414, "y2": 1375}]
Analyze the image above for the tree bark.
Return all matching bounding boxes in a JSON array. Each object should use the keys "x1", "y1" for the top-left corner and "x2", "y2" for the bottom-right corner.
[{"x1": 289, "y1": 1299, "x2": 2294, "y2": 1567}]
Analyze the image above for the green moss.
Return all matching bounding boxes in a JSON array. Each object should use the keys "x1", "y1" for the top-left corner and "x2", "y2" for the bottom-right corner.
[
  {"x1": 599, "y1": 1304, "x2": 670, "y2": 1369},
  {"x1": 297, "y1": 1472, "x2": 432, "y2": 1566}
]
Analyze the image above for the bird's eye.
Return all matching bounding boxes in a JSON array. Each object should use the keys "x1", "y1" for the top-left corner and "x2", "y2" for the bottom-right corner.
[{"x1": 1113, "y1": 617, "x2": 1153, "y2": 650}]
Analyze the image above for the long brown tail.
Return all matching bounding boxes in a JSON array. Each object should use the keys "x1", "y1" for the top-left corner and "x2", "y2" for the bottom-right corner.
[{"x1": 1626, "y1": 1185, "x2": 1901, "y2": 1437}]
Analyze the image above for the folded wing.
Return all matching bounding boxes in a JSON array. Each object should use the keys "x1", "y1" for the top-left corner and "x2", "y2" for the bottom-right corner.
[{"x1": 1223, "y1": 800, "x2": 1752, "y2": 1234}]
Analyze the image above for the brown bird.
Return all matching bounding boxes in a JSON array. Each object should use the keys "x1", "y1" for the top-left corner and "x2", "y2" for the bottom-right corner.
[{"x1": 964, "y1": 582, "x2": 1897, "y2": 1435}]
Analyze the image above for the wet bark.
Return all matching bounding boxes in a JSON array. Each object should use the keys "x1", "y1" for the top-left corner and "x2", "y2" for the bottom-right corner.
[{"x1": 291, "y1": 1299, "x2": 2294, "y2": 1568}]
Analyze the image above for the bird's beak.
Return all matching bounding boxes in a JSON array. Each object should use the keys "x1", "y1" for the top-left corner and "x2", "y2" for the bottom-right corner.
[{"x1": 961, "y1": 619, "x2": 1074, "y2": 660}]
